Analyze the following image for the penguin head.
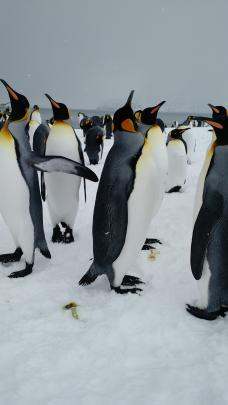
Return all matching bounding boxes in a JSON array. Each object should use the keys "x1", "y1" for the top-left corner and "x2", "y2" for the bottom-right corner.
[
  {"x1": 208, "y1": 104, "x2": 227, "y2": 118},
  {"x1": 170, "y1": 127, "x2": 190, "y2": 140},
  {"x1": 0, "y1": 79, "x2": 30, "y2": 122},
  {"x1": 112, "y1": 90, "x2": 137, "y2": 133},
  {"x1": 194, "y1": 115, "x2": 228, "y2": 145},
  {"x1": 137, "y1": 101, "x2": 166, "y2": 125},
  {"x1": 33, "y1": 104, "x2": 40, "y2": 111},
  {"x1": 45, "y1": 94, "x2": 70, "y2": 121}
]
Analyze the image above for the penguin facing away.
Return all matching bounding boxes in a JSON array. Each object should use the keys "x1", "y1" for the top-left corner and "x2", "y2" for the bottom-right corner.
[
  {"x1": 44, "y1": 94, "x2": 87, "y2": 243},
  {"x1": 166, "y1": 127, "x2": 189, "y2": 193},
  {"x1": 0, "y1": 80, "x2": 98, "y2": 278},
  {"x1": 187, "y1": 114, "x2": 228, "y2": 320},
  {"x1": 79, "y1": 90, "x2": 146, "y2": 294}
]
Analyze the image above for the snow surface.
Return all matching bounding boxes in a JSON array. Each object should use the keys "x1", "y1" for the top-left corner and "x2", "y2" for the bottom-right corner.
[{"x1": 0, "y1": 128, "x2": 228, "y2": 405}]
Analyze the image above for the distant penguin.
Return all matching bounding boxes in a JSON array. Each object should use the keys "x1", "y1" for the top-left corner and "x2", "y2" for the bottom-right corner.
[
  {"x1": 0, "y1": 80, "x2": 97, "y2": 278},
  {"x1": 104, "y1": 114, "x2": 113, "y2": 139},
  {"x1": 44, "y1": 94, "x2": 88, "y2": 243},
  {"x1": 179, "y1": 117, "x2": 196, "y2": 164},
  {"x1": 78, "y1": 112, "x2": 87, "y2": 126},
  {"x1": 79, "y1": 91, "x2": 146, "y2": 294},
  {"x1": 26, "y1": 105, "x2": 42, "y2": 148},
  {"x1": 187, "y1": 114, "x2": 228, "y2": 320},
  {"x1": 166, "y1": 127, "x2": 189, "y2": 193},
  {"x1": 84, "y1": 125, "x2": 104, "y2": 164},
  {"x1": 193, "y1": 104, "x2": 228, "y2": 224}
]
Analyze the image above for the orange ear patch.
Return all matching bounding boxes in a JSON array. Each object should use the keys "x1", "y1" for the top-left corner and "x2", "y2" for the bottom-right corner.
[
  {"x1": 6, "y1": 86, "x2": 18, "y2": 101},
  {"x1": 121, "y1": 118, "x2": 136, "y2": 132},
  {"x1": 112, "y1": 122, "x2": 115, "y2": 132},
  {"x1": 206, "y1": 120, "x2": 223, "y2": 129}
]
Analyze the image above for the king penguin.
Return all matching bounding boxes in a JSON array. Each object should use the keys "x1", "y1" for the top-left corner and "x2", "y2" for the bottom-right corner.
[
  {"x1": 0, "y1": 80, "x2": 98, "y2": 278},
  {"x1": 79, "y1": 90, "x2": 146, "y2": 294},
  {"x1": 192, "y1": 104, "x2": 228, "y2": 224},
  {"x1": 166, "y1": 127, "x2": 189, "y2": 193},
  {"x1": 186, "y1": 114, "x2": 228, "y2": 320},
  {"x1": 44, "y1": 94, "x2": 87, "y2": 243},
  {"x1": 111, "y1": 101, "x2": 168, "y2": 287},
  {"x1": 26, "y1": 104, "x2": 42, "y2": 148},
  {"x1": 178, "y1": 117, "x2": 196, "y2": 164}
]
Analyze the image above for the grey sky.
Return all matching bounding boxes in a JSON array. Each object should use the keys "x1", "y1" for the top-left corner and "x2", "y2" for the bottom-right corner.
[{"x1": 0, "y1": 0, "x2": 227, "y2": 111}]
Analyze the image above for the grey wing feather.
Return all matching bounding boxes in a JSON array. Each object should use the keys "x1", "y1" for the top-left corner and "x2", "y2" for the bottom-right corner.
[{"x1": 191, "y1": 190, "x2": 223, "y2": 280}]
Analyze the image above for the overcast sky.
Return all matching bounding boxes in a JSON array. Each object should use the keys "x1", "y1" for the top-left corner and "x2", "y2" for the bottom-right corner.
[{"x1": 0, "y1": 0, "x2": 227, "y2": 111}]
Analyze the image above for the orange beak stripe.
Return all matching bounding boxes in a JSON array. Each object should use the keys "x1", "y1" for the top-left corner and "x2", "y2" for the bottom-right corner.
[{"x1": 6, "y1": 86, "x2": 18, "y2": 101}]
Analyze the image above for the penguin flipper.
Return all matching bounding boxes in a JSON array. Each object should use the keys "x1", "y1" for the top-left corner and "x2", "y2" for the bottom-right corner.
[
  {"x1": 191, "y1": 191, "x2": 223, "y2": 280},
  {"x1": 29, "y1": 155, "x2": 98, "y2": 182},
  {"x1": 41, "y1": 172, "x2": 46, "y2": 201}
]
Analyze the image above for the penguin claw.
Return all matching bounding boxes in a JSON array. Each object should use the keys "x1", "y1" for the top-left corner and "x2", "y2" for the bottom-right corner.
[
  {"x1": 8, "y1": 267, "x2": 33, "y2": 278},
  {"x1": 111, "y1": 286, "x2": 143, "y2": 295},
  {"x1": 52, "y1": 225, "x2": 63, "y2": 243},
  {"x1": 186, "y1": 304, "x2": 225, "y2": 320},
  {"x1": 122, "y1": 275, "x2": 145, "y2": 286}
]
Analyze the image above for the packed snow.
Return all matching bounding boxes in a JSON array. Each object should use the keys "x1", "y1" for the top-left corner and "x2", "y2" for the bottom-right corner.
[{"x1": 0, "y1": 127, "x2": 227, "y2": 405}]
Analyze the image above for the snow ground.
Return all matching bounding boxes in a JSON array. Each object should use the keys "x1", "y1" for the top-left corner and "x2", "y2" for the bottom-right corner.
[{"x1": 0, "y1": 128, "x2": 228, "y2": 405}]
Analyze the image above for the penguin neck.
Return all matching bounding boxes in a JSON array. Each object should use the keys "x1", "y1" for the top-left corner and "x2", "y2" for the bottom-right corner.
[
  {"x1": 53, "y1": 119, "x2": 71, "y2": 127},
  {"x1": 30, "y1": 111, "x2": 42, "y2": 124}
]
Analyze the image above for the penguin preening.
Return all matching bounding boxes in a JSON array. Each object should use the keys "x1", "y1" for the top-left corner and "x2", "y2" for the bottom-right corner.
[
  {"x1": 0, "y1": 80, "x2": 98, "y2": 278},
  {"x1": 187, "y1": 114, "x2": 228, "y2": 320},
  {"x1": 166, "y1": 127, "x2": 189, "y2": 193},
  {"x1": 44, "y1": 94, "x2": 88, "y2": 243},
  {"x1": 79, "y1": 90, "x2": 146, "y2": 294}
]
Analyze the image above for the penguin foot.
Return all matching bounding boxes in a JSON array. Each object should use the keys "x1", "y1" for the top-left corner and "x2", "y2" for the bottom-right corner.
[
  {"x1": 52, "y1": 225, "x2": 63, "y2": 243},
  {"x1": 63, "y1": 227, "x2": 74, "y2": 244},
  {"x1": 122, "y1": 275, "x2": 145, "y2": 286},
  {"x1": 111, "y1": 286, "x2": 143, "y2": 295},
  {"x1": 145, "y1": 238, "x2": 162, "y2": 245},
  {"x1": 186, "y1": 304, "x2": 226, "y2": 320},
  {"x1": 167, "y1": 186, "x2": 181, "y2": 193},
  {"x1": 0, "y1": 247, "x2": 23, "y2": 264},
  {"x1": 8, "y1": 263, "x2": 33, "y2": 279}
]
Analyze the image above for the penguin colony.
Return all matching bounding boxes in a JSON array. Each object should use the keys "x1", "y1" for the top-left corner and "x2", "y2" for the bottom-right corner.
[{"x1": 0, "y1": 80, "x2": 227, "y2": 321}]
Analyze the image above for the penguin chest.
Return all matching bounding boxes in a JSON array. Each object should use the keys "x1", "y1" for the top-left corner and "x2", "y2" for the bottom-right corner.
[
  {"x1": 28, "y1": 121, "x2": 39, "y2": 148},
  {"x1": 182, "y1": 129, "x2": 196, "y2": 163},
  {"x1": 166, "y1": 140, "x2": 187, "y2": 190},
  {"x1": 45, "y1": 123, "x2": 81, "y2": 221},
  {"x1": 0, "y1": 130, "x2": 33, "y2": 244}
]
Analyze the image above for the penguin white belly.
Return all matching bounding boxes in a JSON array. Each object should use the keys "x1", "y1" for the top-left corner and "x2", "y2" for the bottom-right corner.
[
  {"x1": 28, "y1": 121, "x2": 39, "y2": 148},
  {"x1": 31, "y1": 111, "x2": 42, "y2": 124},
  {"x1": 182, "y1": 128, "x2": 196, "y2": 164},
  {"x1": 113, "y1": 131, "x2": 167, "y2": 287},
  {"x1": 193, "y1": 134, "x2": 215, "y2": 224},
  {"x1": 0, "y1": 132, "x2": 34, "y2": 261},
  {"x1": 166, "y1": 140, "x2": 187, "y2": 191},
  {"x1": 45, "y1": 123, "x2": 81, "y2": 227}
]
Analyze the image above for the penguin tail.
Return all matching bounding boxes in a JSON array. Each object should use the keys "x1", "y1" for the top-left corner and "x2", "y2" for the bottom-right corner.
[
  {"x1": 40, "y1": 248, "x2": 51, "y2": 259},
  {"x1": 79, "y1": 263, "x2": 98, "y2": 286}
]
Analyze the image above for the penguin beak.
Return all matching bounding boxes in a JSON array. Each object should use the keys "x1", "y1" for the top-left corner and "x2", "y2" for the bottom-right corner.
[
  {"x1": 193, "y1": 116, "x2": 224, "y2": 129},
  {"x1": 45, "y1": 93, "x2": 61, "y2": 109},
  {"x1": 208, "y1": 104, "x2": 220, "y2": 114},
  {"x1": 125, "y1": 90, "x2": 135, "y2": 107},
  {"x1": 150, "y1": 100, "x2": 166, "y2": 115},
  {"x1": 0, "y1": 79, "x2": 19, "y2": 101},
  {"x1": 179, "y1": 127, "x2": 190, "y2": 134}
]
